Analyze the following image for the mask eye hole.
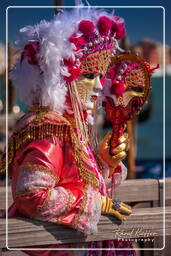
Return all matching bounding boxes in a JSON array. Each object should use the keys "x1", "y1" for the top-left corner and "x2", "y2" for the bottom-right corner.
[
  {"x1": 84, "y1": 73, "x2": 95, "y2": 79},
  {"x1": 131, "y1": 87, "x2": 144, "y2": 93}
]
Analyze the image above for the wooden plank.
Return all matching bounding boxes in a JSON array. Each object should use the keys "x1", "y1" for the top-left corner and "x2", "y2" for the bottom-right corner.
[
  {"x1": 116, "y1": 179, "x2": 159, "y2": 202},
  {"x1": 1, "y1": 178, "x2": 170, "y2": 210},
  {"x1": 0, "y1": 186, "x2": 13, "y2": 210},
  {"x1": 165, "y1": 178, "x2": 171, "y2": 200},
  {"x1": 1, "y1": 207, "x2": 170, "y2": 248},
  {"x1": 1, "y1": 250, "x2": 26, "y2": 256},
  {"x1": 153, "y1": 236, "x2": 171, "y2": 256},
  {"x1": 0, "y1": 178, "x2": 164, "y2": 209}
]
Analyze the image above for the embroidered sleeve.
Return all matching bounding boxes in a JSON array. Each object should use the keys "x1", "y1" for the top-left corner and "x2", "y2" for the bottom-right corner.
[
  {"x1": 16, "y1": 164, "x2": 59, "y2": 197},
  {"x1": 15, "y1": 163, "x2": 74, "y2": 220},
  {"x1": 72, "y1": 185, "x2": 101, "y2": 235},
  {"x1": 14, "y1": 136, "x2": 101, "y2": 234}
]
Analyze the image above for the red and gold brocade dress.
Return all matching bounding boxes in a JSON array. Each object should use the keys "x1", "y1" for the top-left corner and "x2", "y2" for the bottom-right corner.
[{"x1": 5, "y1": 107, "x2": 135, "y2": 256}]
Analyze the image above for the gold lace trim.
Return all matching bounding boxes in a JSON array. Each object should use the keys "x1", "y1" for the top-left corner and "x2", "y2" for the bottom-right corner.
[
  {"x1": 57, "y1": 189, "x2": 74, "y2": 223},
  {"x1": 80, "y1": 50, "x2": 111, "y2": 75},
  {"x1": 29, "y1": 105, "x2": 50, "y2": 122},
  {"x1": 15, "y1": 164, "x2": 59, "y2": 199},
  {"x1": 15, "y1": 188, "x2": 43, "y2": 198},
  {"x1": 71, "y1": 184, "x2": 88, "y2": 229},
  {"x1": 19, "y1": 164, "x2": 59, "y2": 182},
  {"x1": 70, "y1": 128, "x2": 99, "y2": 189},
  {"x1": 63, "y1": 114, "x2": 77, "y2": 129},
  {"x1": 125, "y1": 68, "x2": 146, "y2": 88},
  {"x1": 32, "y1": 188, "x2": 74, "y2": 220},
  {"x1": 31, "y1": 188, "x2": 52, "y2": 218}
]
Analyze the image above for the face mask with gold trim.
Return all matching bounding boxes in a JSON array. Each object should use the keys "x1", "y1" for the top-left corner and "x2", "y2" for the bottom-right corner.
[{"x1": 75, "y1": 74, "x2": 103, "y2": 111}]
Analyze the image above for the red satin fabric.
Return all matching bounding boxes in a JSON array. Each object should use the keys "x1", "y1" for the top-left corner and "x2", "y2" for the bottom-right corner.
[
  {"x1": 9, "y1": 136, "x2": 87, "y2": 225},
  {"x1": 7, "y1": 115, "x2": 135, "y2": 255}
]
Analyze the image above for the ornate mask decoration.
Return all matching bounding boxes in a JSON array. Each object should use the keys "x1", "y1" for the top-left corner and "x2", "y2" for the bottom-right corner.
[{"x1": 103, "y1": 53, "x2": 159, "y2": 153}]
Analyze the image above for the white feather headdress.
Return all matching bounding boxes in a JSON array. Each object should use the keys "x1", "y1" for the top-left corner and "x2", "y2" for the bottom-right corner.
[{"x1": 10, "y1": 7, "x2": 125, "y2": 113}]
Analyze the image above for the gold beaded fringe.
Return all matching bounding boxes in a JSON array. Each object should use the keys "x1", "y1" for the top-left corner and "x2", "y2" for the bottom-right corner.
[
  {"x1": 0, "y1": 122, "x2": 99, "y2": 189},
  {"x1": 0, "y1": 123, "x2": 69, "y2": 177}
]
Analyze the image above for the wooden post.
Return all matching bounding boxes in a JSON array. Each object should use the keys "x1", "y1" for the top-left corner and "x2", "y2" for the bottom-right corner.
[
  {"x1": 1, "y1": 72, "x2": 5, "y2": 114},
  {"x1": 127, "y1": 118, "x2": 137, "y2": 179},
  {"x1": 119, "y1": 37, "x2": 137, "y2": 180},
  {"x1": 54, "y1": 0, "x2": 63, "y2": 15},
  {"x1": 8, "y1": 44, "x2": 16, "y2": 113}
]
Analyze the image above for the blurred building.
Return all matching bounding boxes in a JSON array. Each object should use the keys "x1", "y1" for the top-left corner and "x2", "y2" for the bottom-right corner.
[
  {"x1": 130, "y1": 39, "x2": 171, "y2": 76},
  {"x1": 0, "y1": 43, "x2": 21, "y2": 113},
  {"x1": 0, "y1": 43, "x2": 6, "y2": 75}
]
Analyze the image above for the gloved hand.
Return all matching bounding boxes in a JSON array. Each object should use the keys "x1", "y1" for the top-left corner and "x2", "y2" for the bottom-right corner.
[
  {"x1": 101, "y1": 196, "x2": 132, "y2": 221},
  {"x1": 99, "y1": 131, "x2": 128, "y2": 177}
]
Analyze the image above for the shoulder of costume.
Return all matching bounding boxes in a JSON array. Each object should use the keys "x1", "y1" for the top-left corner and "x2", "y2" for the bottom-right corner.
[
  {"x1": 0, "y1": 106, "x2": 72, "y2": 176},
  {"x1": 13, "y1": 106, "x2": 72, "y2": 141}
]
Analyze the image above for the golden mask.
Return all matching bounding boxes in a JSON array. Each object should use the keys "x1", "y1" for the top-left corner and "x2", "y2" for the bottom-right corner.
[{"x1": 75, "y1": 74, "x2": 103, "y2": 110}]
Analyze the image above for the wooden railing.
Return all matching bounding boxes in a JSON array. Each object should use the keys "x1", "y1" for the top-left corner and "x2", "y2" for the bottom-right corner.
[{"x1": 0, "y1": 178, "x2": 171, "y2": 256}]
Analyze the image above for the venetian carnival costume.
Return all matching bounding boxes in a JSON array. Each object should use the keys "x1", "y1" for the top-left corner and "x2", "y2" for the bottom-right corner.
[{"x1": 0, "y1": 5, "x2": 135, "y2": 256}]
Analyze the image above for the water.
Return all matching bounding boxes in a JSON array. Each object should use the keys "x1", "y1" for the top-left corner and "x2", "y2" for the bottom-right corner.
[
  {"x1": 135, "y1": 76, "x2": 171, "y2": 178},
  {"x1": 137, "y1": 77, "x2": 164, "y2": 160},
  {"x1": 137, "y1": 76, "x2": 170, "y2": 160}
]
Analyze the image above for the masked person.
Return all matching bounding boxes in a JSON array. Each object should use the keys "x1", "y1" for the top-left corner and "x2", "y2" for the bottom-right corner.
[{"x1": 1, "y1": 6, "x2": 135, "y2": 256}]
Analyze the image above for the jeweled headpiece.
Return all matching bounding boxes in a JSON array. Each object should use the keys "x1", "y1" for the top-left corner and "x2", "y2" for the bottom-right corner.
[
  {"x1": 65, "y1": 15, "x2": 126, "y2": 80},
  {"x1": 10, "y1": 6, "x2": 126, "y2": 113}
]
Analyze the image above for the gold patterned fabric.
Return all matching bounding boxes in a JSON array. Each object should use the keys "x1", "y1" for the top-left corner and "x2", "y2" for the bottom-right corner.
[
  {"x1": 80, "y1": 50, "x2": 112, "y2": 75},
  {"x1": 125, "y1": 68, "x2": 146, "y2": 88}
]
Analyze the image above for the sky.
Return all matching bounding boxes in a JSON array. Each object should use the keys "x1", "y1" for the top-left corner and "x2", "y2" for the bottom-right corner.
[{"x1": 0, "y1": 0, "x2": 170, "y2": 47}]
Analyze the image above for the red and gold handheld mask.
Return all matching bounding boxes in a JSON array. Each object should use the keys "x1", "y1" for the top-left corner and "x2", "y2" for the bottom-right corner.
[{"x1": 103, "y1": 53, "x2": 159, "y2": 153}]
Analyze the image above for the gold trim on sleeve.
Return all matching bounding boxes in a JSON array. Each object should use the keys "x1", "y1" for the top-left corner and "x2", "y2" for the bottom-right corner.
[
  {"x1": 15, "y1": 188, "x2": 44, "y2": 198},
  {"x1": 57, "y1": 189, "x2": 74, "y2": 223},
  {"x1": 19, "y1": 164, "x2": 60, "y2": 183},
  {"x1": 31, "y1": 188, "x2": 52, "y2": 219},
  {"x1": 71, "y1": 184, "x2": 88, "y2": 229}
]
